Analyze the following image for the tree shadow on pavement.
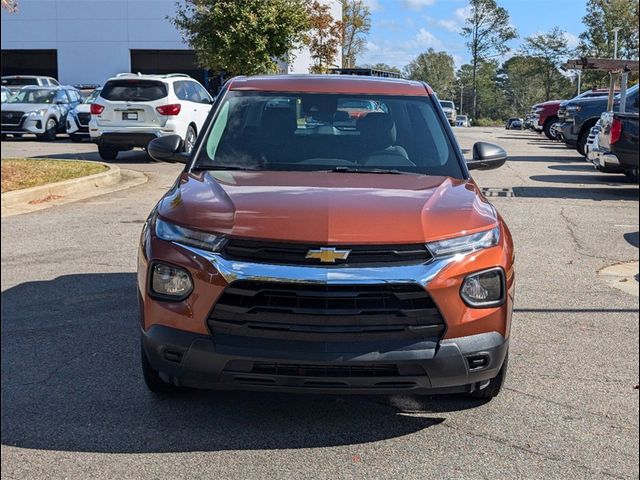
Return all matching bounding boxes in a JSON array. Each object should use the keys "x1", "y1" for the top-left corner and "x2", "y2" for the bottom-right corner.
[{"x1": 1, "y1": 273, "x2": 485, "y2": 454}]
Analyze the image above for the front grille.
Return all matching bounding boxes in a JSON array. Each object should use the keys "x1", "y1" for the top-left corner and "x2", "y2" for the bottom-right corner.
[
  {"x1": 222, "y1": 239, "x2": 432, "y2": 266},
  {"x1": 1, "y1": 111, "x2": 24, "y2": 126},
  {"x1": 77, "y1": 112, "x2": 91, "y2": 126},
  {"x1": 208, "y1": 281, "x2": 445, "y2": 342},
  {"x1": 251, "y1": 362, "x2": 400, "y2": 377}
]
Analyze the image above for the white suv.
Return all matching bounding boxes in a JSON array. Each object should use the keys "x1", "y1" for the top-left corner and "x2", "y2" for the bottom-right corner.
[{"x1": 89, "y1": 73, "x2": 213, "y2": 160}]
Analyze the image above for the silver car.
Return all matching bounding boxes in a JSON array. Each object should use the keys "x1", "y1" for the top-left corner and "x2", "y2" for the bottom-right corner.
[
  {"x1": 1, "y1": 85, "x2": 82, "y2": 141},
  {"x1": 439, "y1": 100, "x2": 457, "y2": 126},
  {"x1": 1, "y1": 75, "x2": 60, "y2": 92}
]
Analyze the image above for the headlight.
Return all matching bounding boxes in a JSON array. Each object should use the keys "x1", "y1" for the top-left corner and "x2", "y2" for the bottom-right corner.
[
  {"x1": 28, "y1": 109, "x2": 48, "y2": 117},
  {"x1": 426, "y1": 227, "x2": 500, "y2": 258},
  {"x1": 566, "y1": 105, "x2": 582, "y2": 112},
  {"x1": 155, "y1": 217, "x2": 225, "y2": 251},
  {"x1": 461, "y1": 267, "x2": 505, "y2": 307},
  {"x1": 150, "y1": 262, "x2": 193, "y2": 299}
]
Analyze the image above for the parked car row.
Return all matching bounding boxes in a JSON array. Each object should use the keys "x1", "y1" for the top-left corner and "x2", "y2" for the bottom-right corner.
[
  {"x1": 520, "y1": 84, "x2": 639, "y2": 182},
  {"x1": 585, "y1": 84, "x2": 639, "y2": 181},
  {"x1": 1, "y1": 73, "x2": 215, "y2": 160}
]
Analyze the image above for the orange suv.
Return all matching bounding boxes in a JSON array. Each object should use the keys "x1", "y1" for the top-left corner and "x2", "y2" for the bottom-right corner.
[{"x1": 139, "y1": 75, "x2": 515, "y2": 399}]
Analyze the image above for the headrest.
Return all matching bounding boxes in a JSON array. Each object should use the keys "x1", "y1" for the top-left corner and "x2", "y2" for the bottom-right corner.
[
  {"x1": 356, "y1": 112, "x2": 396, "y2": 151},
  {"x1": 261, "y1": 108, "x2": 297, "y2": 137},
  {"x1": 333, "y1": 110, "x2": 350, "y2": 122}
]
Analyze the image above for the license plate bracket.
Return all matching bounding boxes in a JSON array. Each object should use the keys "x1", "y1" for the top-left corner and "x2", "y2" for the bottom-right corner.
[{"x1": 123, "y1": 111, "x2": 138, "y2": 121}]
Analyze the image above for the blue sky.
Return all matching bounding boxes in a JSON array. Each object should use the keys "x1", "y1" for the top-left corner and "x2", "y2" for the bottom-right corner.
[{"x1": 359, "y1": 0, "x2": 588, "y2": 70}]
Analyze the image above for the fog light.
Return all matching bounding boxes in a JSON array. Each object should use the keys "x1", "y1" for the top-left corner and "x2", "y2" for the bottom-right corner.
[
  {"x1": 150, "y1": 263, "x2": 193, "y2": 300},
  {"x1": 461, "y1": 268, "x2": 505, "y2": 307}
]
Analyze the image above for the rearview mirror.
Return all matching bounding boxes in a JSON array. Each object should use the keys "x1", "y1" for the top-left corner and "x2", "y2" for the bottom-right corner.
[
  {"x1": 467, "y1": 142, "x2": 507, "y2": 171},
  {"x1": 147, "y1": 135, "x2": 189, "y2": 164}
]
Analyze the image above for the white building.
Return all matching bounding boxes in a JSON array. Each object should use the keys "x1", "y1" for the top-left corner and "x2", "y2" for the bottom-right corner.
[{"x1": 1, "y1": 0, "x2": 341, "y2": 90}]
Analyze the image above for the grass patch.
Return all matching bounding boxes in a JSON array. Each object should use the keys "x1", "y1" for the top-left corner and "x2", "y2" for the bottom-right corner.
[{"x1": 1, "y1": 158, "x2": 108, "y2": 193}]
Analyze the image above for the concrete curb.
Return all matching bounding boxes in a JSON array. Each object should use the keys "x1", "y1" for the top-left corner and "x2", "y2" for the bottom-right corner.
[
  {"x1": 1, "y1": 161, "x2": 120, "y2": 208},
  {"x1": 1, "y1": 162, "x2": 148, "y2": 217}
]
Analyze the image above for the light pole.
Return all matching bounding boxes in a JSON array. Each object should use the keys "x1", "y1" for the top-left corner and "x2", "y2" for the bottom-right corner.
[
  {"x1": 459, "y1": 83, "x2": 464, "y2": 115},
  {"x1": 613, "y1": 27, "x2": 621, "y2": 59}
]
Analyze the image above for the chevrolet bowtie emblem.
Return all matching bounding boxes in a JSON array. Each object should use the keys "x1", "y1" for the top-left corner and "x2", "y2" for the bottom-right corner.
[{"x1": 305, "y1": 247, "x2": 351, "y2": 263}]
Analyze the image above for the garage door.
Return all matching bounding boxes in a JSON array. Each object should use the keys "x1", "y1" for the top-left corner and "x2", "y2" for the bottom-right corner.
[{"x1": 1, "y1": 49, "x2": 58, "y2": 79}]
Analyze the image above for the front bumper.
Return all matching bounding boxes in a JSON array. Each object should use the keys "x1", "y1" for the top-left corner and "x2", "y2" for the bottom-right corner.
[
  {"x1": 1, "y1": 114, "x2": 48, "y2": 134},
  {"x1": 561, "y1": 122, "x2": 578, "y2": 145},
  {"x1": 142, "y1": 324, "x2": 509, "y2": 394},
  {"x1": 66, "y1": 115, "x2": 90, "y2": 136}
]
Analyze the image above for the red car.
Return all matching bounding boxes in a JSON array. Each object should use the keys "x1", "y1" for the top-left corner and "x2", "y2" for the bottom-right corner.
[{"x1": 531, "y1": 100, "x2": 563, "y2": 139}]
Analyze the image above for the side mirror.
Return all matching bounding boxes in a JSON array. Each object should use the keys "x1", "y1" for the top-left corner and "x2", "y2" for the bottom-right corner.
[
  {"x1": 147, "y1": 135, "x2": 189, "y2": 164},
  {"x1": 467, "y1": 142, "x2": 507, "y2": 171}
]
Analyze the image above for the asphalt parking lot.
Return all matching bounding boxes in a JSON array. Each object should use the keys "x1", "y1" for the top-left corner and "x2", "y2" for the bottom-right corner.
[{"x1": 1, "y1": 128, "x2": 638, "y2": 479}]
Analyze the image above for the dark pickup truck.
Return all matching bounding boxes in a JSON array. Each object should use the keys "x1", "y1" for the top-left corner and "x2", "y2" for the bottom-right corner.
[
  {"x1": 560, "y1": 95, "x2": 611, "y2": 155},
  {"x1": 587, "y1": 84, "x2": 639, "y2": 180}
]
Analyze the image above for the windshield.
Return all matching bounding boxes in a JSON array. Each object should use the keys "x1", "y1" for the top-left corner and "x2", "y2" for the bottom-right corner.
[
  {"x1": 100, "y1": 80, "x2": 167, "y2": 102},
  {"x1": 7, "y1": 89, "x2": 55, "y2": 104},
  {"x1": 83, "y1": 89, "x2": 101, "y2": 104},
  {"x1": 456, "y1": 115, "x2": 466, "y2": 120},
  {"x1": 194, "y1": 92, "x2": 463, "y2": 178},
  {"x1": 2, "y1": 77, "x2": 38, "y2": 87},
  {"x1": 440, "y1": 101, "x2": 454, "y2": 109}
]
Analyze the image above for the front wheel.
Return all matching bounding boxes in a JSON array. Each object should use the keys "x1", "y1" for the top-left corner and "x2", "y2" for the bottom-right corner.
[
  {"x1": 468, "y1": 351, "x2": 508, "y2": 400},
  {"x1": 37, "y1": 118, "x2": 58, "y2": 142},
  {"x1": 98, "y1": 145, "x2": 118, "y2": 160},
  {"x1": 543, "y1": 118, "x2": 558, "y2": 140},
  {"x1": 576, "y1": 130, "x2": 590, "y2": 156},
  {"x1": 141, "y1": 344, "x2": 176, "y2": 394}
]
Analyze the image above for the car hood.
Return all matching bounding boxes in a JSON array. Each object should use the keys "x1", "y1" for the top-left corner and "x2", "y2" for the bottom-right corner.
[
  {"x1": 1, "y1": 102, "x2": 52, "y2": 112},
  {"x1": 157, "y1": 171, "x2": 498, "y2": 244}
]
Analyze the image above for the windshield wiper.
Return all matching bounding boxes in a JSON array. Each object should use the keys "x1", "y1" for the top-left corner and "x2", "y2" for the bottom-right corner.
[
  {"x1": 192, "y1": 165, "x2": 260, "y2": 171},
  {"x1": 330, "y1": 166, "x2": 415, "y2": 175}
]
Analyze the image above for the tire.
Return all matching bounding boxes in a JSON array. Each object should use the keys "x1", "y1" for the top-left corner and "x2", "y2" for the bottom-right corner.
[
  {"x1": 37, "y1": 118, "x2": 58, "y2": 142},
  {"x1": 469, "y1": 351, "x2": 508, "y2": 400},
  {"x1": 543, "y1": 118, "x2": 558, "y2": 140},
  {"x1": 576, "y1": 130, "x2": 590, "y2": 156},
  {"x1": 625, "y1": 170, "x2": 639, "y2": 183},
  {"x1": 70, "y1": 134, "x2": 83, "y2": 143},
  {"x1": 98, "y1": 145, "x2": 118, "y2": 160},
  {"x1": 141, "y1": 344, "x2": 176, "y2": 394},
  {"x1": 183, "y1": 124, "x2": 197, "y2": 154}
]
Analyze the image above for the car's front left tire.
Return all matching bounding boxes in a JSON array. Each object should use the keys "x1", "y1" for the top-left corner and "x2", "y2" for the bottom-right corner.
[
  {"x1": 37, "y1": 118, "x2": 58, "y2": 142},
  {"x1": 468, "y1": 351, "x2": 508, "y2": 400}
]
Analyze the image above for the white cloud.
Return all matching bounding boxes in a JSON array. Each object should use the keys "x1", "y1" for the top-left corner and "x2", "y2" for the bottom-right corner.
[
  {"x1": 403, "y1": 0, "x2": 437, "y2": 10},
  {"x1": 437, "y1": 19, "x2": 459, "y2": 33},
  {"x1": 363, "y1": 0, "x2": 382, "y2": 12},
  {"x1": 454, "y1": 6, "x2": 471, "y2": 22},
  {"x1": 563, "y1": 32, "x2": 580, "y2": 49},
  {"x1": 366, "y1": 41, "x2": 381, "y2": 52},
  {"x1": 409, "y1": 28, "x2": 443, "y2": 49}
]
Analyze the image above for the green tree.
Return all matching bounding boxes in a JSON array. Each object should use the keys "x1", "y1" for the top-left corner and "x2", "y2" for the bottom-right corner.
[
  {"x1": 458, "y1": 60, "x2": 508, "y2": 120},
  {"x1": 461, "y1": 0, "x2": 517, "y2": 118},
  {"x1": 579, "y1": 0, "x2": 639, "y2": 60},
  {"x1": 521, "y1": 27, "x2": 571, "y2": 101},
  {"x1": 171, "y1": 0, "x2": 310, "y2": 77},
  {"x1": 404, "y1": 49, "x2": 457, "y2": 99},
  {"x1": 340, "y1": 0, "x2": 371, "y2": 68},
  {"x1": 499, "y1": 56, "x2": 546, "y2": 115},
  {"x1": 305, "y1": 0, "x2": 343, "y2": 73}
]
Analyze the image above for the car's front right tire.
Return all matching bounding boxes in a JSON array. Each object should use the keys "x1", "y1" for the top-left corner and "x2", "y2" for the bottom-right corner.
[
  {"x1": 141, "y1": 343, "x2": 176, "y2": 394},
  {"x1": 98, "y1": 145, "x2": 118, "y2": 160}
]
